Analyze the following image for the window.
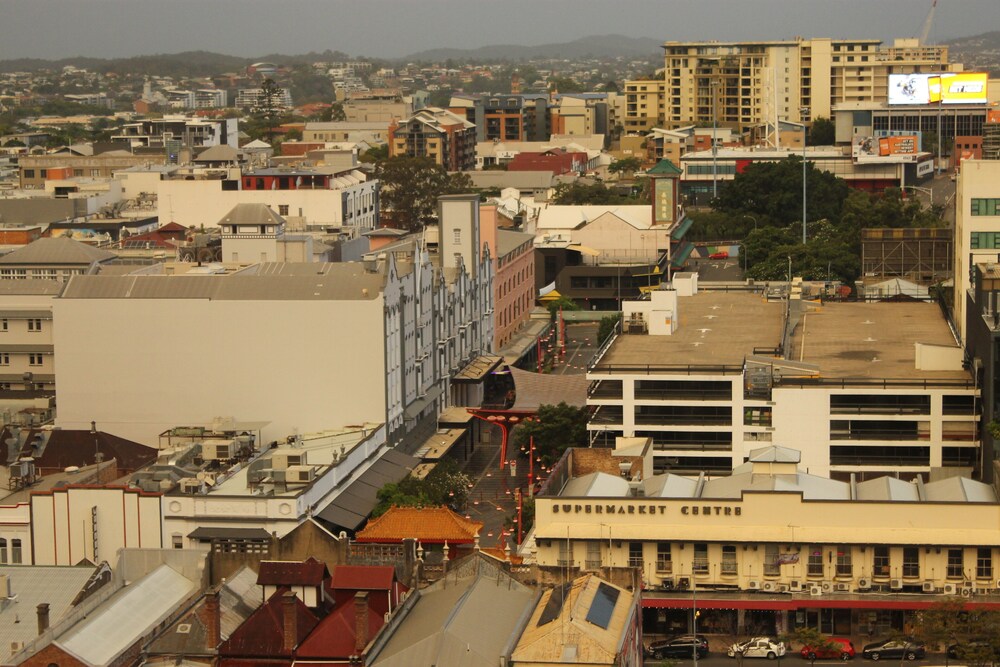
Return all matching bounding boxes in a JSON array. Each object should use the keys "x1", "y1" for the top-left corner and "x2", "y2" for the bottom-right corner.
[
  {"x1": 11, "y1": 539, "x2": 21, "y2": 564},
  {"x1": 764, "y1": 544, "x2": 780, "y2": 576},
  {"x1": 453, "y1": 228, "x2": 461, "y2": 244},
  {"x1": 947, "y1": 549, "x2": 964, "y2": 578},
  {"x1": 721, "y1": 545, "x2": 737, "y2": 575},
  {"x1": 902, "y1": 547, "x2": 920, "y2": 578},
  {"x1": 808, "y1": 546, "x2": 824, "y2": 576},
  {"x1": 28, "y1": 318, "x2": 42, "y2": 332},
  {"x1": 0, "y1": 538, "x2": 5, "y2": 564},
  {"x1": 172, "y1": 534, "x2": 183, "y2": 550},
  {"x1": 23, "y1": 169, "x2": 34, "y2": 179},
  {"x1": 0, "y1": 319, "x2": 6, "y2": 331},
  {"x1": 693, "y1": 543, "x2": 708, "y2": 574},
  {"x1": 873, "y1": 546, "x2": 890, "y2": 577},
  {"x1": 29, "y1": 354, "x2": 43, "y2": 366},
  {"x1": 656, "y1": 542, "x2": 672, "y2": 573},
  {"x1": 0, "y1": 354, "x2": 8, "y2": 366},
  {"x1": 557, "y1": 540, "x2": 573, "y2": 567},
  {"x1": 969, "y1": 232, "x2": 1000, "y2": 249},
  {"x1": 977, "y1": 548, "x2": 993, "y2": 579},
  {"x1": 278, "y1": 205, "x2": 289, "y2": 216},
  {"x1": 836, "y1": 548, "x2": 852, "y2": 577},
  {"x1": 586, "y1": 541, "x2": 601, "y2": 569},
  {"x1": 972, "y1": 198, "x2": 1000, "y2": 216},
  {"x1": 628, "y1": 541, "x2": 643, "y2": 568},
  {"x1": 39, "y1": 169, "x2": 47, "y2": 178}
]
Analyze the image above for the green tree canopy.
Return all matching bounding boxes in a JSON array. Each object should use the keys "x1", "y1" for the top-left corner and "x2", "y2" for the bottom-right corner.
[
  {"x1": 374, "y1": 156, "x2": 474, "y2": 230},
  {"x1": 808, "y1": 117, "x2": 835, "y2": 146},
  {"x1": 552, "y1": 181, "x2": 642, "y2": 205},
  {"x1": 510, "y1": 402, "x2": 590, "y2": 465},
  {"x1": 371, "y1": 458, "x2": 471, "y2": 518},
  {"x1": 608, "y1": 157, "x2": 642, "y2": 175}
]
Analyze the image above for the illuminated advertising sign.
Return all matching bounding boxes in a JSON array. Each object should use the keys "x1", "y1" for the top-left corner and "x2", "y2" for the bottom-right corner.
[
  {"x1": 853, "y1": 134, "x2": 920, "y2": 163},
  {"x1": 889, "y1": 72, "x2": 989, "y2": 105}
]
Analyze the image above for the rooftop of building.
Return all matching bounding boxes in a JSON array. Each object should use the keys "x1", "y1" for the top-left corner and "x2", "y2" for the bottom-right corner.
[
  {"x1": 593, "y1": 291, "x2": 785, "y2": 369},
  {"x1": 594, "y1": 291, "x2": 967, "y2": 380}
]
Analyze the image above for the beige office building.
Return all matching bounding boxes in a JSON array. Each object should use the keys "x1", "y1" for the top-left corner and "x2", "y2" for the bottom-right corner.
[{"x1": 624, "y1": 38, "x2": 955, "y2": 134}]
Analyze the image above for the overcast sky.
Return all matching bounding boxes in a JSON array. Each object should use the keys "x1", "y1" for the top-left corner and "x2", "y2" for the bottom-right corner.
[{"x1": 2, "y1": 0, "x2": 997, "y2": 61}]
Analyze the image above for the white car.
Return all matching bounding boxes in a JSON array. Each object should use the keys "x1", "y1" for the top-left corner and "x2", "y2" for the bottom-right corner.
[{"x1": 728, "y1": 637, "x2": 787, "y2": 660}]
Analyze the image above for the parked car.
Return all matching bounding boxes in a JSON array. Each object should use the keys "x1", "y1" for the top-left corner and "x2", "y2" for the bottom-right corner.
[
  {"x1": 647, "y1": 635, "x2": 710, "y2": 660},
  {"x1": 800, "y1": 638, "x2": 855, "y2": 661},
  {"x1": 947, "y1": 640, "x2": 1000, "y2": 661},
  {"x1": 861, "y1": 639, "x2": 925, "y2": 661},
  {"x1": 729, "y1": 637, "x2": 787, "y2": 660},
  {"x1": 709, "y1": 251, "x2": 730, "y2": 259}
]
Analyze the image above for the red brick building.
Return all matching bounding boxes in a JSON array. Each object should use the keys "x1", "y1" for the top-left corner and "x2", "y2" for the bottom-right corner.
[{"x1": 507, "y1": 148, "x2": 587, "y2": 175}]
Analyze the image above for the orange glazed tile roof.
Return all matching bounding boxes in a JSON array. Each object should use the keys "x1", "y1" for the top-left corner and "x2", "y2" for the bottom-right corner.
[{"x1": 355, "y1": 506, "x2": 483, "y2": 544}]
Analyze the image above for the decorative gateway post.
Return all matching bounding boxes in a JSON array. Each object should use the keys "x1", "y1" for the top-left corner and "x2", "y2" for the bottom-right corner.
[{"x1": 645, "y1": 159, "x2": 689, "y2": 283}]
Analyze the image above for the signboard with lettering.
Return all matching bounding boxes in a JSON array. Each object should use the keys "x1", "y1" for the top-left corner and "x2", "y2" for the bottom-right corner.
[
  {"x1": 550, "y1": 502, "x2": 742, "y2": 517},
  {"x1": 653, "y1": 177, "x2": 675, "y2": 225},
  {"x1": 889, "y1": 72, "x2": 989, "y2": 106}
]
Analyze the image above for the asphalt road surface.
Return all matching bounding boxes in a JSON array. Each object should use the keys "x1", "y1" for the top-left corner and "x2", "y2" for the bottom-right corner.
[{"x1": 644, "y1": 654, "x2": 948, "y2": 667}]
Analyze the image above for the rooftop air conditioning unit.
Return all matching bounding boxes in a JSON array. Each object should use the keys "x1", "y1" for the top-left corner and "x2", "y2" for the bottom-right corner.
[
  {"x1": 789, "y1": 580, "x2": 803, "y2": 592},
  {"x1": 676, "y1": 577, "x2": 691, "y2": 591},
  {"x1": 961, "y1": 587, "x2": 974, "y2": 597},
  {"x1": 747, "y1": 580, "x2": 761, "y2": 590},
  {"x1": 778, "y1": 584, "x2": 790, "y2": 592},
  {"x1": 809, "y1": 584, "x2": 823, "y2": 596},
  {"x1": 943, "y1": 583, "x2": 957, "y2": 595},
  {"x1": 821, "y1": 581, "x2": 834, "y2": 592},
  {"x1": 922, "y1": 582, "x2": 936, "y2": 593},
  {"x1": 286, "y1": 465, "x2": 316, "y2": 484},
  {"x1": 857, "y1": 578, "x2": 871, "y2": 590},
  {"x1": 890, "y1": 579, "x2": 903, "y2": 590},
  {"x1": 202, "y1": 440, "x2": 235, "y2": 461},
  {"x1": 835, "y1": 583, "x2": 851, "y2": 592},
  {"x1": 179, "y1": 478, "x2": 201, "y2": 494},
  {"x1": 761, "y1": 581, "x2": 777, "y2": 592}
]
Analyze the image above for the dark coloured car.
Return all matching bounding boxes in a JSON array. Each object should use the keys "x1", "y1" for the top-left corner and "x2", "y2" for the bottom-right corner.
[
  {"x1": 800, "y1": 637, "x2": 855, "y2": 661},
  {"x1": 861, "y1": 639, "x2": 925, "y2": 661},
  {"x1": 647, "y1": 634, "x2": 710, "y2": 660},
  {"x1": 947, "y1": 640, "x2": 1000, "y2": 661}
]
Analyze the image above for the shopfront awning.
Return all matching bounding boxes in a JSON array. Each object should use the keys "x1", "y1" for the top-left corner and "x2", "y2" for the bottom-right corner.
[
  {"x1": 643, "y1": 593, "x2": 1000, "y2": 611},
  {"x1": 315, "y1": 448, "x2": 419, "y2": 531},
  {"x1": 567, "y1": 244, "x2": 601, "y2": 257},
  {"x1": 452, "y1": 354, "x2": 503, "y2": 383}
]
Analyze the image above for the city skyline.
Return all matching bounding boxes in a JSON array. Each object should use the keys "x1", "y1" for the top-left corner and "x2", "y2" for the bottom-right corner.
[{"x1": 1, "y1": 0, "x2": 998, "y2": 61}]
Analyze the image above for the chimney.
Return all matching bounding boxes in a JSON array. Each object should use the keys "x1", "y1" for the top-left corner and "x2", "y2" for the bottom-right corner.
[
  {"x1": 37, "y1": 603, "x2": 50, "y2": 636},
  {"x1": 204, "y1": 587, "x2": 221, "y2": 650},
  {"x1": 281, "y1": 591, "x2": 298, "y2": 653},
  {"x1": 354, "y1": 591, "x2": 369, "y2": 654}
]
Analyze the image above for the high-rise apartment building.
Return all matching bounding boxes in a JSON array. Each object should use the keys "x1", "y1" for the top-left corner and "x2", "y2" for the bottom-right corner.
[{"x1": 624, "y1": 38, "x2": 954, "y2": 133}]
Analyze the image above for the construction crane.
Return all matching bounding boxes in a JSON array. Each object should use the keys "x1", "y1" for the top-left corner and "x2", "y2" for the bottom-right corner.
[{"x1": 920, "y1": 0, "x2": 937, "y2": 46}]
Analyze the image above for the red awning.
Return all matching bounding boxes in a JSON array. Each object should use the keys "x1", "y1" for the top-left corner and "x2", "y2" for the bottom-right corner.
[{"x1": 643, "y1": 596, "x2": 1000, "y2": 611}]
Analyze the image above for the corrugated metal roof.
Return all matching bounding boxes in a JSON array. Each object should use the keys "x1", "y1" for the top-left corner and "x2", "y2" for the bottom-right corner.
[
  {"x1": 0, "y1": 280, "x2": 62, "y2": 295},
  {"x1": 217, "y1": 203, "x2": 286, "y2": 227},
  {"x1": 59, "y1": 267, "x2": 386, "y2": 301},
  {"x1": 0, "y1": 564, "x2": 98, "y2": 651},
  {"x1": 57, "y1": 564, "x2": 199, "y2": 666},
  {"x1": 0, "y1": 237, "x2": 116, "y2": 265}
]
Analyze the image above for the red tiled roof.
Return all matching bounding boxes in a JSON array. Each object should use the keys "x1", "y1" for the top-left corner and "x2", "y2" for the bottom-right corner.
[
  {"x1": 219, "y1": 592, "x2": 319, "y2": 658},
  {"x1": 295, "y1": 597, "x2": 384, "y2": 659},
  {"x1": 328, "y1": 565, "x2": 395, "y2": 592},
  {"x1": 354, "y1": 506, "x2": 482, "y2": 544},
  {"x1": 257, "y1": 558, "x2": 329, "y2": 587}
]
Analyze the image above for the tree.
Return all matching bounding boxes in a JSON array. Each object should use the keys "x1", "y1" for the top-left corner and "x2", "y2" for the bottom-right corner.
[
  {"x1": 911, "y1": 600, "x2": 1000, "y2": 667},
  {"x1": 374, "y1": 156, "x2": 474, "y2": 230},
  {"x1": 552, "y1": 181, "x2": 640, "y2": 205},
  {"x1": 255, "y1": 78, "x2": 286, "y2": 141},
  {"x1": 808, "y1": 117, "x2": 835, "y2": 146},
  {"x1": 371, "y1": 458, "x2": 472, "y2": 518},
  {"x1": 510, "y1": 402, "x2": 589, "y2": 465},
  {"x1": 547, "y1": 76, "x2": 584, "y2": 93},
  {"x1": 546, "y1": 294, "x2": 580, "y2": 317},
  {"x1": 608, "y1": 157, "x2": 642, "y2": 176},
  {"x1": 597, "y1": 314, "x2": 620, "y2": 346}
]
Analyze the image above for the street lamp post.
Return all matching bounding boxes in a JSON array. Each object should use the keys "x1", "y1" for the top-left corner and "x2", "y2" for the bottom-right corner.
[
  {"x1": 800, "y1": 107, "x2": 810, "y2": 244},
  {"x1": 742, "y1": 215, "x2": 757, "y2": 272},
  {"x1": 711, "y1": 80, "x2": 719, "y2": 200}
]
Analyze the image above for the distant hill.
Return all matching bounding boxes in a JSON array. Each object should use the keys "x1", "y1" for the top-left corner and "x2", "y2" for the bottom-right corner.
[
  {"x1": 0, "y1": 49, "x2": 353, "y2": 76},
  {"x1": 400, "y1": 35, "x2": 663, "y2": 63},
  {"x1": 941, "y1": 31, "x2": 1000, "y2": 76}
]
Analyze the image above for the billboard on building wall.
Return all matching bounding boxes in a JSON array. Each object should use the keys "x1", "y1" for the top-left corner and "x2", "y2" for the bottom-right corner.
[
  {"x1": 888, "y1": 72, "x2": 989, "y2": 106},
  {"x1": 852, "y1": 134, "x2": 920, "y2": 163},
  {"x1": 988, "y1": 109, "x2": 1000, "y2": 123}
]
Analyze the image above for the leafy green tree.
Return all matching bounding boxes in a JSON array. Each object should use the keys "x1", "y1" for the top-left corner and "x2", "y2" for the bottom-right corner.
[
  {"x1": 254, "y1": 78, "x2": 287, "y2": 141},
  {"x1": 715, "y1": 157, "x2": 849, "y2": 228},
  {"x1": 360, "y1": 143, "x2": 389, "y2": 163},
  {"x1": 547, "y1": 76, "x2": 584, "y2": 93},
  {"x1": 374, "y1": 156, "x2": 474, "y2": 230},
  {"x1": 808, "y1": 117, "x2": 835, "y2": 146},
  {"x1": 546, "y1": 294, "x2": 581, "y2": 316},
  {"x1": 608, "y1": 157, "x2": 642, "y2": 176},
  {"x1": 371, "y1": 458, "x2": 472, "y2": 517},
  {"x1": 510, "y1": 402, "x2": 590, "y2": 465},
  {"x1": 552, "y1": 181, "x2": 640, "y2": 205},
  {"x1": 597, "y1": 314, "x2": 620, "y2": 345},
  {"x1": 911, "y1": 599, "x2": 1000, "y2": 667}
]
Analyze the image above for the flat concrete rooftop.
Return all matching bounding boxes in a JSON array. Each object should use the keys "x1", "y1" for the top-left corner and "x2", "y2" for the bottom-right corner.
[
  {"x1": 593, "y1": 292, "x2": 970, "y2": 381},
  {"x1": 791, "y1": 300, "x2": 968, "y2": 380},
  {"x1": 593, "y1": 291, "x2": 785, "y2": 369}
]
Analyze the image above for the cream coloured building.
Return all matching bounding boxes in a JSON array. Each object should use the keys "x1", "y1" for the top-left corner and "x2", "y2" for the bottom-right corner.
[
  {"x1": 589, "y1": 280, "x2": 981, "y2": 479},
  {"x1": 625, "y1": 38, "x2": 957, "y2": 133},
  {"x1": 532, "y1": 442, "x2": 1000, "y2": 637},
  {"x1": 953, "y1": 159, "x2": 1000, "y2": 343}
]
